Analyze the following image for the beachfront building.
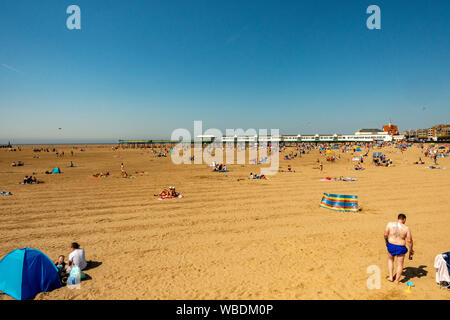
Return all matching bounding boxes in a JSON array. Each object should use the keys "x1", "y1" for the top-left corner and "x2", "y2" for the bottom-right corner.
[
  {"x1": 216, "y1": 133, "x2": 392, "y2": 143},
  {"x1": 353, "y1": 128, "x2": 392, "y2": 142},
  {"x1": 416, "y1": 129, "x2": 428, "y2": 140},
  {"x1": 119, "y1": 129, "x2": 399, "y2": 147},
  {"x1": 428, "y1": 124, "x2": 450, "y2": 140},
  {"x1": 401, "y1": 124, "x2": 449, "y2": 141},
  {"x1": 382, "y1": 121, "x2": 399, "y2": 135}
]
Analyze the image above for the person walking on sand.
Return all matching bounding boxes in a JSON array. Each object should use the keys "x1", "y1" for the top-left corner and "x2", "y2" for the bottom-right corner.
[{"x1": 384, "y1": 213, "x2": 414, "y2": 284}]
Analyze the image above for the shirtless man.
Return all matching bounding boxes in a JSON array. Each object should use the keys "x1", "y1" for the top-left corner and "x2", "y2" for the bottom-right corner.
[{"x1": 384, "y1": 213, "x2": 414, "y2": 284}]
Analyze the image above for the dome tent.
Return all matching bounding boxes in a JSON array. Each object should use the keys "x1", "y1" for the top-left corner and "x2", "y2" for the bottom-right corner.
[
  {"x1": 0, "y1": 248, "x2": 62, "y2": 300},
  {"x1": 51, "y1": 167, "x2": 61, "y2": 174}
]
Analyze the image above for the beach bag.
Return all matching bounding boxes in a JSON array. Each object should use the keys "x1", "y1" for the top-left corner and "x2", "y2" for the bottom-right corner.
[{"x1": 67, "y1": 266, "x2": 86, "y2": 288}]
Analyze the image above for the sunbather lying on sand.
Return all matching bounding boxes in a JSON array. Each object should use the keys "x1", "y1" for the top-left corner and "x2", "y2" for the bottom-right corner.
[
  {"x1": 156, "y1": 186, "x2": 182, "y2": 199},
  {"x1": 93, "y1": 172, "x2": 110, "y2": 178},
  {"x1": 249, "y1": 172, "x2": 267, "y2": 180}
]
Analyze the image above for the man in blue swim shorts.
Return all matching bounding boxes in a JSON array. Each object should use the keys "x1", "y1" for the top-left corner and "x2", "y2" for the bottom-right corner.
[{"x1": 384, "y1": 213, "x2": 414, "y2": 284}]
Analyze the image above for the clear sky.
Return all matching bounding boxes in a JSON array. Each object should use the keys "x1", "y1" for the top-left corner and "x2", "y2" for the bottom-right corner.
[{"x1": 0, "y1": 0, "x2": 449, "y2": 144}]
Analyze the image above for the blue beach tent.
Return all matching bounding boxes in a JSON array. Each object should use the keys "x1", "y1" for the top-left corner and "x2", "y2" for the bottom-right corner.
[
  {"x1": 51, "y1": 167, "x2": 61, "y2": 174},
  {"x1": 0, "y1": 248, "x2": 62, "y2": 300}
]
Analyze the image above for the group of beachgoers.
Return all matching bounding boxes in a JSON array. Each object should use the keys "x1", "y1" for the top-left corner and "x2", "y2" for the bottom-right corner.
[
  {"x1": 249, "y1": 172, "x2": 266, "y2": 180},
  {"x1": 156, "y1": 186, "x2": 182, "y2": 199},
  {"x1": 11, "y1": 161, "x2": 24, "y2": 167},
  {"x1": 53, "y1": 242, "x2": 88, "y2": 283},
  {"x1": 212, "y1": 162, "x2": 228, "y2": 172},
  {"x1": 21, "y1": 175, "x2": 41, "y2": 184},
  {"x1": 373, "y1": 155, "x2": 393, "y2": 167},
  {"x1": 320, "y1": 176, "x2": 358, "y2": 181},
  {"x1": 93, "y1": 172, "x2": 110, "y2": 178}
]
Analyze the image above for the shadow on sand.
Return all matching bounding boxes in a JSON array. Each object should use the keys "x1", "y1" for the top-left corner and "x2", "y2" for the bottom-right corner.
[
  {"x1": 81, "y1": 261, "x2": 102, "y2": 282},
  {"x1": 84, "y1": 260, "x2": 102, "y2": 271},
  {"x1": 401, "y1": 265, "x2": 428, "y2": 283}
]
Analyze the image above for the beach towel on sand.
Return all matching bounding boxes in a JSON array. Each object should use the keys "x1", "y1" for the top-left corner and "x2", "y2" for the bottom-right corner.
[{"x1": 158, "y1": 194, "x2": 183, "y2": 200}]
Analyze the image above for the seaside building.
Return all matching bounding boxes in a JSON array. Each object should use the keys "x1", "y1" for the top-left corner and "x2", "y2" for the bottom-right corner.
[
  {"x1": 416, "y1": 129, "x2": 428, "y2": 140},
  {"x1": 428, "y1": 124, "x2": 450, "y2": 139},
  {"x1": 401, "y1": 124, "x2": 449, "y2": 141},
  {"x1": 382, "y1": 121, "x2": 399, "y2": 135}
]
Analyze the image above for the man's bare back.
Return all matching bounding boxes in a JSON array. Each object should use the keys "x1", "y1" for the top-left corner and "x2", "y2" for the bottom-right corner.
[
  {"x1": 386, "y1": 221, "x2": 409, "y2": 246},
  {"x1": 384, "y1": 214, "x2": 414, "y2": 284}
]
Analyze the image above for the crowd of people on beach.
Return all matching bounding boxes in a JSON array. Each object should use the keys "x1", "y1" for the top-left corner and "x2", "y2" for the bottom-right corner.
[{"x1": 2, "y1": 140, "x2": 449, "y2": 296}]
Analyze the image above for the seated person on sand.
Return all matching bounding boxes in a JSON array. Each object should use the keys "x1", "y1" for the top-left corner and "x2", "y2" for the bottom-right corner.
[
  {"x1": 69, "y1": 161, "x2": 74, "y2": 167},
  {"x1": 158, "y1": 186, "x2": 179, "y2": 197},
  {"x1": 250, "y1": 172, "x2": 266, "y2": 179},
  {"x1": 23, "y1": 175, "x2": 38, "y2": 184},
  {"x1": 167, "y1": 186, "x2": 179, "y2": 197},
  {"x1": 354, "y1": 163, "x2": 364, "y2": 170},
  {"x1": 121, "y1": 171, "x2": 129, "y2": 178},
  {"x1": 54, "y1": 255, "x2": 68, "y2": 277},
  {"x1": 67, "y1": 242, "x2": 87, "y2": 273}
]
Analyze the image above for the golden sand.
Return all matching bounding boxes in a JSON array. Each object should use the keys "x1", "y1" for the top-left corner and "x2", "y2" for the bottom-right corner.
[{"x1": 0, "y1": 145, "x2": 449, "y2": 300}]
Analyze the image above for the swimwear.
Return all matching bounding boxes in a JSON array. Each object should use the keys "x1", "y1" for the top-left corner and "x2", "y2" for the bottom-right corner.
[{"x1": 386, "y1": 242, "x2": 408, "y2": 256}]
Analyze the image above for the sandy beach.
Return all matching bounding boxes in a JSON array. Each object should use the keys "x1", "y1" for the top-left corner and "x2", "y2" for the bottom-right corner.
[{"x1": 0, "y1": 144, "x2": 449, "y2": 300}]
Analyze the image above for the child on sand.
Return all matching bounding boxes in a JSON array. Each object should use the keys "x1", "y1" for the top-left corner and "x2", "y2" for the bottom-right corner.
[{"x1": 54, "y1": 255, "x2": 68, "y2": 277}]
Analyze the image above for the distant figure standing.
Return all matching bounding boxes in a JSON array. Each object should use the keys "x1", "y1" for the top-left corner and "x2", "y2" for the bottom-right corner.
[
  {"x1": 121, "y1": 163, "x2": 125, "y2": 172},
  {"x1": 384, "y1": 214, "x2": 414, "y2": 284}
]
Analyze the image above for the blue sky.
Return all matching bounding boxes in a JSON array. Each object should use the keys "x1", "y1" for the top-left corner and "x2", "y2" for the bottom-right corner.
[{"x1": 0, "y1": 0, "x2": 449, "y2": 143}]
